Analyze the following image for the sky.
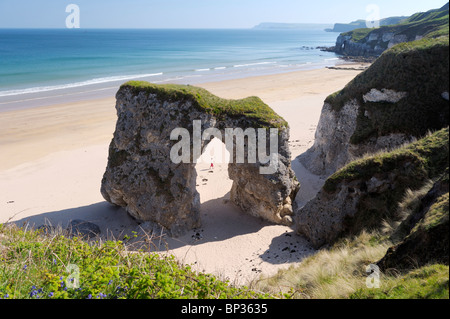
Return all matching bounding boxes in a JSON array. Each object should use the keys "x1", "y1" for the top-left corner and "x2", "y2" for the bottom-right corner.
[{"x1": 0, "y1": 0, "x2": 448, "y2": 29}]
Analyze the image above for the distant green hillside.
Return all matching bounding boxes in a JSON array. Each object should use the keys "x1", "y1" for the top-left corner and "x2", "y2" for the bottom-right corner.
[
  {"x1": 328, "y1": 16, "x2": 407, "y2": 33},
  {"x1": 335, "y1": 3, "x2": 449, "y2": 57}
]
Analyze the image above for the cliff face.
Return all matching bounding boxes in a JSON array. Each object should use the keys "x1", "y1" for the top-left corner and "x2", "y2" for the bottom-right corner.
[
  {"x1": 300, "y1": 37, "x2": 449, "y2": 177},
  {"x1": 296, "y1": 128, "x2": 449, "y2": 249},
  {"x1": 101, "y1": 82, "x2": 299, "y2": 237},
  {"x1": 335, "y1": 30, "x2": 422, "y2": 57},
  {"x1": 334, "y1": 3, "x2": 449, "y2": 57},
  {"x1": 378, "y1": 176, "x2": 449, "y2": 271},
  {"x1": 295, "y1": 37, "x2": 449, "y2": 256}
]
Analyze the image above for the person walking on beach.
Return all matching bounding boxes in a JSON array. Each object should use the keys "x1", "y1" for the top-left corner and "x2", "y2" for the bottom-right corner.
[{"x1": 210, "y1": 157, "x2": 214, "y2": 171}]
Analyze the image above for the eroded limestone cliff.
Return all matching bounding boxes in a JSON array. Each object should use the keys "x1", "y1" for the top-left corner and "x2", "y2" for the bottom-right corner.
[
  {"x1": 299, "y1": 37, "x2": 449, "y2": 177},
  {"x1": 295, "y1": 37, "x2": 449, "y2": 254}
]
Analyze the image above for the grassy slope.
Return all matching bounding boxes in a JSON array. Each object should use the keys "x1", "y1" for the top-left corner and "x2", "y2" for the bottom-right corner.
[
  {"x1": 325, "y1": 36, "x2": 449, "y2": 144},
  {"x1": 0, "y1": 224, "x2": 277, "y2": 299},
  {"x1": 342, "y1": 3, "x2": 449, "y2": 44},
  {"x1": 257, "y1": 231, "x2": 449, "y2": 299},
  {"x1": 351, "y1": 264, "x2": 449, "y2": 299},
  {"x1": 120, "y1": 81, "x2": 288, "y2": 129}
]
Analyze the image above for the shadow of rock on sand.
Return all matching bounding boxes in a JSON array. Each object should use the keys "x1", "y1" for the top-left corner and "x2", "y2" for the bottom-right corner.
[
  {"x1": 12, "y1": 202, "x2": 139, "y2": 240},
  {"x1": 259, "y1": 231, "x2": 315, "y2": 265},
  {"x1": 153, "y1": 193, "x2": 272, "y2": 251}
]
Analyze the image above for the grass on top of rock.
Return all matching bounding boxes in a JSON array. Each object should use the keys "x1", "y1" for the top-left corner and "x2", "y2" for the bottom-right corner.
[
  {"x1": 120, "y1": 81, "x2": 288, "y2": 129},
  {"x1": 321, "y1": 128, "x2": 448, "y2": 238},
  {"x1": 324, "y1": 128, "x2": 449, "y2": 194},
  {"x1": 325, "y1": 36, "x2": 449, "y2": 144},
  {"x1": 0, "y1": 223, "x2": 278, "y2": 300}
]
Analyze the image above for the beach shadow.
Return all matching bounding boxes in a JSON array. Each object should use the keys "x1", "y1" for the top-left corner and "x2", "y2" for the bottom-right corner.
[
  {"x1": 161, "y1": 193, "x2": 271, "y2": 251},
  {"x1": 12, "y1": 202, "x2": 140, "y2": 240},
  {"x1": 259, "y1": 230, "x2": 315, "y2": 265}
]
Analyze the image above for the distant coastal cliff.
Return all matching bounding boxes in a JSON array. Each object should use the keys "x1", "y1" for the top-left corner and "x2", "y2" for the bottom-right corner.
[
  {"x1": 332, "y1": 3, "x2": 449, "y2": 57},
  {"x1": 325, "y1": 16, "x2": 407, "y2": 33}
]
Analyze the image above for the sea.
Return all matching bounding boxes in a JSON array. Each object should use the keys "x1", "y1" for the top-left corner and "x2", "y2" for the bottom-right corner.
[{"x1": 0, "y1": 27, "x2": 340, "y2": 111}]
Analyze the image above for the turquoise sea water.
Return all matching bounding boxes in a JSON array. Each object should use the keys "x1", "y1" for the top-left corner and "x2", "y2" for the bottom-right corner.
[{"x1": 0, "y1": 27, "x2": 339, "y2": 108}]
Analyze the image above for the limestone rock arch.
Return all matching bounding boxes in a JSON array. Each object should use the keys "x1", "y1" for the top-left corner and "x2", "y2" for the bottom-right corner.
[{"x1": 101, "y1": 81, "x2": 300, "y2": 236}]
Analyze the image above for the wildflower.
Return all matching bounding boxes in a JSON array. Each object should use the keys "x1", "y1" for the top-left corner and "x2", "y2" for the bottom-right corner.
[
  {"x1": 48, "y1": 292, "x2": 54, "y2": 298},
  {"x1": 23, "y1": 265, "x2": 27, "y2": 271},
  {"x1": 108, "y1": 280, "x2": 113, "y2": 285},
  {"x1": 87, "y1": 294, "x2": 92, "y2": 299}
]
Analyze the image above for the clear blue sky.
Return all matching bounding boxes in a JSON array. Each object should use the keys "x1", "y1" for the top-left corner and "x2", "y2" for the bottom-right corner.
[{"x1": 0, "y1": 0, "x2": 448, "y2": 28}]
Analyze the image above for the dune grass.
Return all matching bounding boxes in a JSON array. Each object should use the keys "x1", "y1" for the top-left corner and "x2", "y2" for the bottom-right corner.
[{"x1": 255, "y1": 230, "x2": 449, "y2": 299}]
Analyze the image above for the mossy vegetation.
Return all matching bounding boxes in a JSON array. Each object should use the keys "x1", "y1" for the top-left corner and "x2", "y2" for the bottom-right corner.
[
  {"x1": 325, "y1": 36, "x2": 449, "y2": 144},
  {"x1": 0, "y1": 224, "x2": 276, "y2": 299},
  {"x1": 324, "y1": 128, "x2": 449, "y2": 194},
  {"x1": 343, "y1": 28, "x2": 373, "y2": 43},
  {"x1": 320, "y1": 128, "x2": 449, "y2": 241},
  {"x1": 120, "y1": 81, "x2": 288, "y2": 129}
]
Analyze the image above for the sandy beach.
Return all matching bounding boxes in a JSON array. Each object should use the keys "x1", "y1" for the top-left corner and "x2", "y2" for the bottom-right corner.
[{"x1": 0, "y1": 65, "x2": 366, "y2": 285}]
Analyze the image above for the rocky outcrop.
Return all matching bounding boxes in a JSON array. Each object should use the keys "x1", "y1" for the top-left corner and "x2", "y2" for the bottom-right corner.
[
  {"x1": 335, "y1": 32, "x2": 415, "y2": 57},
  {"x1": 298, "y1": 96, "x2": 412, "y2": 177},
  {"x1": 298, "y1": 100, "x2": 359, "y2": 176},
  {"x1": 297, "y1": 37, "x2": 448, "y2": 249},
  {"x1": 101, "y1": 82, "x2": 299, "y2": 237},
  {"x1": 296, "y1": 128, "x2": 449, "y2": 249},
  {"x1": 300, "y1": 36, "x2": 449, "y2": 177},
  {"x1": 362, "y1": 88, "x2": 407, "y2": 103}
]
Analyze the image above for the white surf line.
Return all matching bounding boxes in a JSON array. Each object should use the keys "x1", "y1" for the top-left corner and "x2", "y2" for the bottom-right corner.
[{"x1": 0, "y1": 86, "x2": 117, "y2": 106}]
